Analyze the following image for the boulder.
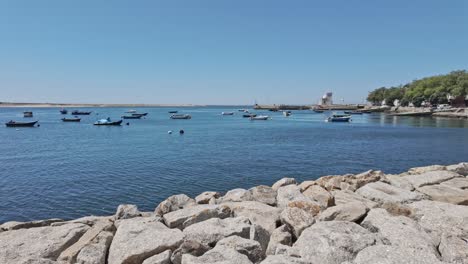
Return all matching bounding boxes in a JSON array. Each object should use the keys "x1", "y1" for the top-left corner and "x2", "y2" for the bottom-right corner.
[
  {"x1": 298, "y1": 181, "x2": 316, "y2": 192},
  {"x1": 183, "y1": 217, "x2": 251, "y2": 247},
  {"x1": 155, "y1": 194, "x2": 196, "y2": 216},
  {"x1": 225, "y1": 201, "x2": 280, "y2": 233},
  {"x1": 280, "y1": 207, "x2": 315, "y2": 238},
  {"x1": 355, "y1": 181, "x2": 425, "y2": 204},
  {"x1": 314, "y1": 175, "x2": 349, "y2": 191},
  {"x1": 75, "y1": 230, "x2": 113, "y2": 264},
  {"x1": 438, "y1": 232, "x2": 468, "y2": 264},
  {"x1": 292, "y1": 221, "x2": 377, "y2": 264},
  {"x1": 380, "y1": 202, "x2": 413, "y2": 217},
  {"x1": 272, "y1": 178, "x2": 297, "y2": 191},
  {"x1": 276, "y1": 185, "x2": 309, "y2": 208},
  {"x1": 249, "y1": 185, "x2": 277, "y2": 206},
  {"x1": 108, "y1": 217, "x2": 183, "y2": 264},
  {"x1": 217, "y1": 235, "x2": 263, "y2": 263},
  {"x1": 315, "y1": 171, "x2": 382, "y2": 192},
  {"x1": 408, "y1": 164, "x2": 446, "y2": 174},
  {"x1": 331, "y1": 190, "x2": 378, "y2": 208},
  {"x1": 402, "y1": 170, "x2": 459, "y2": 188},
  {"x1": 221, "y1": 188, "x2": 254, "y2": 202},
  {"x1": 446, "y1": 162, "x2": 468, "y2": 176},
  {"x1": 162, "y1": 204, "x2": 231, "y2": 229},
  {"x1": 354, "y1": 245, "x2": 445, "y2": 264},
  {"x1": 249, "y1": 224, "x2": 271, "y2": 255},
  {"x1": 260, "y1": 255, "x2": 311, "y2": 264},
  {"x1": 0, "y1": 223, "x2": 89, "y2": 263},
  {"x1": 170, "y1": 241, "x2": 210, "y2": 264},
  {"x1": 195, "y1": 192, "x2": 221, "y2": 204},
  {"x1": 142, "y1": 250, "x2": 172, "y2": 264},
  {"x1": 181, "y1": 245, "x2": 253, "y2": 264},
  {"x1": 0, "y1": 218, "x2": 64, "y2": 231},
  {"x1": 114, "y1": 204, "x2": 142, "y2": 220},
  {"x1": 302, "y1": 185, "x2": 334, "y2": 209},
  {"x1": 440, "y1": 177, "x2": 468, "y2": 189},
  {"x1": 361, "y1": 208, "x2": 437, "y2": 256},
  {"x1": 381, "y1": 174, "x2": 414, "y2": 191},
  {"x1": 266, "y1": 225, "x2": 292, "y2": 255},
  {"x1": 318, "y1": 202, "x2": 368, "y2": 222},
  {"x1": 416, "y1": 184, "x2": 468, "y2": 205}
]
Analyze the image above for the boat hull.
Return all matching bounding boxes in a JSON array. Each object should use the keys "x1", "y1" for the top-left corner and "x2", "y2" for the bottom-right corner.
[
  {"x1": 170, "y1": 114, "x2": 191, "y2": 119},
  {"x1": 72, "y1": 111, "x2": 92, "y2": 115},
  {"x1": 94, "y1": 120, "x2": 123, "y2": 126},
  {"x1": 122, "y1": 115, "x2": 142, "y2": 119},
  {"x1": 62, "y1": 118, "x2": 81, "y2": 122},
  {"x1": 5, "y1": 121, "x2": 38, "y2": 127}
]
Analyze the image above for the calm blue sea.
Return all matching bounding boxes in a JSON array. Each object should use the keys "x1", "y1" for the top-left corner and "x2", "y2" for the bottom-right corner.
[{"x1": 1, "y1": 106, "x2": 468, "y2": 223}]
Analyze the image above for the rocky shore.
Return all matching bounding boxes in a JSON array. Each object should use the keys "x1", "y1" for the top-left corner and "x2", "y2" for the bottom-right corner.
[{"x1": 1, "y1": 163, "x2": 468, "y2": 264}]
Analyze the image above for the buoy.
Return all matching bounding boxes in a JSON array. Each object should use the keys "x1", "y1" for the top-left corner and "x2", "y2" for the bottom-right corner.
[
  {"x1": 37, "y1": 124, "x2": 40, "y2": 127},
  {"x1": 179, "y1": 129, "x2": 184, "y2": 134},
  {"x1": 126, "y1": 122, "x2": 130, "y2": 126},
  {"x1": 168, "y1": 130, "x2": 173, "y2": 134}
]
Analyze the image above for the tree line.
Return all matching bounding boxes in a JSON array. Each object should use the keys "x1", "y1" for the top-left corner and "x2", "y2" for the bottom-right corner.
[{"x1": 367, "y1": 70, "x2": 468, "y2": 106}]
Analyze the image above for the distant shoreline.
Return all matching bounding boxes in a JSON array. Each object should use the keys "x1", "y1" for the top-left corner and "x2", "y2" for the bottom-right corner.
[{"x1": 0, "y1": 102, "x2": 209, "y2": 108}]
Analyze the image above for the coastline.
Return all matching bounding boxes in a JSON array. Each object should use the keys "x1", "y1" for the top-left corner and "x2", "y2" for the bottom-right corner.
[
  {"x1": 1, "y1": 163, "x2": 467, "y2": 263},
  {"x1": 0, "y1": 102, "x2": 206, "y2": 108}
]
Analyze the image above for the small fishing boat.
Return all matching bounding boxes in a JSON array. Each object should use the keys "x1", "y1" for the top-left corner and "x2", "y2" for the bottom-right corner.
[
  {"x1": 313, "y1": 109, "x2": 324, "y2": 113},
  {"x1": 327, "y1": 114, "x2": 351, "y2": 122},
  {"x1": 170, "y1": 114, "x2": 191, "y2": 119},
  {"x1": 283, "y1": 111, "x2": 292, "y2": 117},
  {"x1": 62, "y1": 117, "x2": 81, "y2": 122},
  {"x1": 23, "y1": 111, "x2": 33, "y2": 118},
  {"x1": 250, "y1": 115, "x2": 270, "y2": 120},
  {"x1": 344, "y1": 111, "x2": 363, "y2": 115},
  {"x1": 131, "y1": 113, "x2": 148, "y2": 117},
  {"x1": 5, "y1": 120, "x2": 38, "y2": 127},
  {"x1": 243, "y1": 114, "x2": 257, "y2": 118},
  {"x1": 94, "y1": 118, "x2": 123, "y2": 126},
  {"x1": 268, "y1": 109, "x2": 278, "y2": 112},
  {"x1": 60, "y1": 109, "x2": 68, "y2": 114},
  {"x1": 122, "y1": 115, "x2": 142, "y2": 119},
  {"x1": 168, "y1": 111, "x2": 178, "y2": 114},
  {"x1": 72, "y1": 110, "x2": 92, "y2": 115},
  {"x1": 125, "y1": 110, "x2": 137, "y2": 113},
  {"x1": 358, "y1": 109, "x2": 372, "y2": 114},
  {"x1": 238, "y1": 109, "x2": 247, "y2": 112},
  {"x1": 222, "y1": 112, "x2": 234, "y2": 115}
]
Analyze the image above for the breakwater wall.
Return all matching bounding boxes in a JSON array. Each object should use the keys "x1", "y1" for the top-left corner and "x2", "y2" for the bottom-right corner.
[{"x1": 1, "y1": 163, "x2": 468, "y2": 264}]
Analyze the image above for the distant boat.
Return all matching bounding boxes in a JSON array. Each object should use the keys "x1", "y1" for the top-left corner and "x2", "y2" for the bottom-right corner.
[
  {"x1": 61, "y1": 117, "x2": 81, "y2": 122},
  {"x1": 72, "y1": 110, "x2": 92, "y2": 115},
  {"x1": 358, "y1": 109, "x2": 372, "y2": 114},
  {"x1": 222, "y1": 112, "x2": 234, "y2": 115},
  {"x1": 122, "y1": 115, "x2": 142, "y2": 119},
  {"x1": 125, "y1": 110, "x2": 137, "y2": 113},
  {"x1": 283, "y1": 111, "x2": 291, "y2": 117},
  {"x1": 238, "y1": 109, "x2": 247, "y2": 112},
  {"x1": 250, "y1": 115, "x2": 269, "y2": 120},
  {"x1": 131, "y1": 113, "x2": 148, "y2": 117},
  {"x1": 60, "y1": 109, "x2": 68, "y2": 114},
  {"x1": 168, "y1": 111, "x2": 178, "y2": 114},
  {"x1": 243, "y1": 114, "x2": 257, "y2": 118},
  {"x1": 5, "y1": 120, "x2": 38, "y2": 127},
  {"x1": 170, "y1": 114, "x2": 191, "y2": 120},
  {"x1": 344, "y1": 111, "x2": 363, "y2": 115},
  {"x1": 327, "y1": 114, "x2": 351, "y2": 122},
  {"x1": 94, "y1": 118, "x2": 122, "y2": 126},
  {"x1": 23, "y1": 111, "x2": 33, "y2": 118},
  {"x1": 313, "y1": 109, "x2": 324, "y2": 113}
]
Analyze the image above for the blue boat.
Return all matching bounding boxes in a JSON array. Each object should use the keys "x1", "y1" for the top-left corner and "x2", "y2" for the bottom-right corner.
[{"x1": 327, "y1": 114, "x2": 351, "y2": 122}]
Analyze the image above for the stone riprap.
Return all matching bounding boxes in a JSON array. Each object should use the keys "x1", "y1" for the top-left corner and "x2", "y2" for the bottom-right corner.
[{"x1": 1, "y1": 162, "x2": 468, "y2": 264}]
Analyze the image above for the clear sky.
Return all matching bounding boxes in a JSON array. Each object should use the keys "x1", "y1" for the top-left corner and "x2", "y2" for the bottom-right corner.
[{"x1": 1, "y1": 0, "x2": 467, "y2": 105}]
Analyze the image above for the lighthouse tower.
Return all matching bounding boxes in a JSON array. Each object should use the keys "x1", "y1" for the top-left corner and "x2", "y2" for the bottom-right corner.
[{"x1": 320, "y1": 92, "x2": 333, "y2": 106}]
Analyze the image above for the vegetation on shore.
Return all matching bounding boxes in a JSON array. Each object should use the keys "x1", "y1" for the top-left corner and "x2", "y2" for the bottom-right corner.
[{"x1": 367, "y1": 70, "x2": 468, "y2": 106}]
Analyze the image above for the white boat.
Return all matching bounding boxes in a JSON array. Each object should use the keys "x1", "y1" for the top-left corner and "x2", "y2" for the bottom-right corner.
[
  {"x1": 250, "y1": 115, "x2": 269, "y2": 120},
  {"x1": 23, "y1": 111, "x2": 33, "y2": 118},
  {"x1": 222, "y1": 112, "x2": 234, "y2": 115},
  {"x1": 327, "y1": 114, "x2": 351, "y2": 122},
  {"x1": 170, "y1": 114, "x2": 192, "y2": 120},
  {"x1": 283, "y1": 111, "x2": 291, "y2": 117}
]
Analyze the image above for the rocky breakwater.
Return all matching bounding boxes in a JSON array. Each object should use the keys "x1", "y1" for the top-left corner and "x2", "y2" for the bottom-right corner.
[{"x1": 1, "y1": 163, "x2": 468, "y2": 264}]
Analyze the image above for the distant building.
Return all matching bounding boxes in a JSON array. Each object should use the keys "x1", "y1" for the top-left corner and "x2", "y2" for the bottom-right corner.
[
  {"x1": 447, "y1": 94, "x2": 467, "y2": 107},
  {"x1": 320, "y1": 92, "x2": 333, "y2": 106}
]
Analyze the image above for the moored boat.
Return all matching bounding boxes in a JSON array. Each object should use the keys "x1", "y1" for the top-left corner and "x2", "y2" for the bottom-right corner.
[
  {"x1": 283, "y1": 111, "x2": 292, "y2": 117},
  {"x1": 222, "y1": 112, "x2": 234, "y2": 115},
  {"x1": 23, "y1": 111, "x2": 33, "y2": 118},
  {"x1": 5, "y1": 120, "x2": 38, "y2": 127},
  {"x1": 250, "y1": 115, "x2": 270, "y2": 120},
  {"x1": 170, "y1": 114, "x2": 191, "y2": 119},
  {"x1": 122, "y1": 115, "x2": 142, "y2": 119},
  {"x1": 60, "y1": 109, "x2": 68, "y2": 114},
  {"x1": 61, "y1": 117, "x2": 81, "y2": 122},
  {"x1": 168, "y1": 111, "x2": 178, "y2": 114},
  {"x1": 344, "y1": 111, "x2": 363, "y2": 115},
  {"x1": 72, "y1": 110, "x2": 92, "y2": 115},
  {"x1": 242, "y1": 114, "x2": 257, "y2": 118},
  {"x1": 131, "y1": 113, "x2": 148, "y2": 117},
  {"x1": 327, "y1": 114, "x2": 351, "y2": 122},
  {"x1": 94, "y1": 118, "x2": 123, "y2": 126},
  {"x1": 313, "y1": 109, "x2": 324, "y2": 113}
]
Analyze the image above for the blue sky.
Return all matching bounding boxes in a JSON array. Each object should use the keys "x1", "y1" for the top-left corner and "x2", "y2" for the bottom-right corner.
[{"x1": 1, "y1": 0, "x2": 467, "y2": 105}]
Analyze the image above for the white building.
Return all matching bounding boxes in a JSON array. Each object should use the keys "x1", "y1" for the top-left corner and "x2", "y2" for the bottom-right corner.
[{"x1": 320, "y1": 92, "x2": 333, "y2": 106}]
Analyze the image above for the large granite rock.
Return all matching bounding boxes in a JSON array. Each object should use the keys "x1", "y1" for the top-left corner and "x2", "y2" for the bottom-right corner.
[
  {"x1": 217, "y1": 235, "x2": 263, "y2": 263},
  {"x1": 292, "y1": 221, "x2": 377, "y2": 264},
  {"x1": 75, "y1": 230, "x2": 113, "y2": 264},
  {"x1": 438, "y1": 232, "x2": 468, "y2": 264},
  {"x1": 361, "y1": 208, "x2": 437, "y2": 256},
  {"x1": 302, "y1": 185, "x2": 334, "y2": 209},
  {"x1": 381, "y1": 174, "x2": 414, "y2": 191},
  {"x1": 446, "y1": 162, "x2": 468, "y2": 176},
  {"x1": 353, "y1": 245, "x2": 445, "y2": 264},
  {"x1": 355, "y1": 181, "x2": 425, "y2": 203},
  {"x1": 170, "y1": 241, "x2": 210, "y2": 264},
  {"x1": 183, "y1": 217, "x2": 251, "y2": 247},
  {"x1": 0, "y1": 223, "x2": 89, "y2": 264},
  {"x1": 142, "y1": 250, "x2": 172, "y2": 264},
  {"x1": 155, "y1": 194, "x2": 196, "y2": 216},
  {"x1": 222, "y1": 188, "x2": 254, "y2": 202},
  {"x1": 163, "y1": 204, "x2": 231, "y2": 229},
  {"x1": 195, "y1": 191, "x2": 221, "y2": 204},
  {"x1": 298, "y1": 181, "x2": 316, "y2": 192},
  {"x1": 315, "y1": 170, "x2": 382, "y2": 192},
  {"x1": 272, "y1": 178, "x2": 297, "y2": 191},
  {"x1": 408, "y1": 164, "x2": 446, "y2": 174},
  {"x1": 318, "y1": 202, "x2": 368, "y2": 222},
  {"x1": 331, "y1": 190, "x2": 378, "y2": 208},
  {"x1": 266, "y1": 225, "x2": 292, "y2": 255},
  {"x1": 225, "y1": 201, "x2": 280, "y2": 233},
  {"x1": 114, "y1": 204, "x2": 142, "y2": 220},
  {"x1": 249, "y1": 224, "x2": 270, "y2": 255},
  {"x1": 280, "y1": 207, "x2": 315, "y2": 238},
  {"x1": 249, "y1": 185, "x2": 277, "y2": 206},
  {"x1": 441, "y1": 177, "x2": 468, "y2": 189},
  {"x1": 416, "y1": 184, "x2": 468, "y2": 205},
  {"x1": 108, "y1": 217, "x2": 183, "y2": 264},
  {"x1": 260, "y1": 255, "x2": 311, "y2": 264},
  {"x1": 0, "y1": 218, "x2": 64, "y2": 231},
  {"x1": 276, "y1": 185, "x2": 309, "y2": 208},
  {"x1": 402, "y1": 170, "x2": 459, "y2": 188},
  {"x1": 181, "y1": 245, "x2": 253, "y2": 264}
]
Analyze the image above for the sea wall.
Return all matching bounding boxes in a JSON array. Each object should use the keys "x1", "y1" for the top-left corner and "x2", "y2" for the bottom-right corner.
[{"x1": 1, "y1": 163, "x2": 468, "y2": 264}]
